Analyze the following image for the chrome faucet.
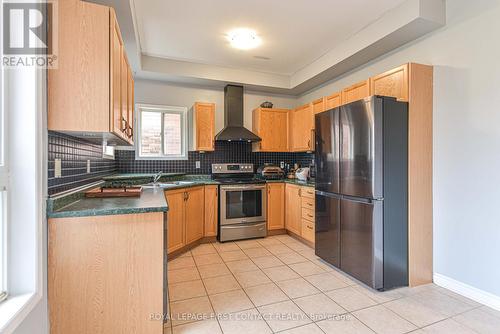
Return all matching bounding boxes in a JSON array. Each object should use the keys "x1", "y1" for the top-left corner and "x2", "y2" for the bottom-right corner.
[{"x1": 153, "y1": 171, "x2": 163, "y2": 184}]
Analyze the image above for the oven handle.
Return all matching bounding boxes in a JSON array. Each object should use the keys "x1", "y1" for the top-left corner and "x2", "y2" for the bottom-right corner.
[
  {"x1": 220, "y1": 185, "x2": 266, "y2": 191},
  {"x1": 222, "y1": 222, "x2": 267, "y2": 229}
]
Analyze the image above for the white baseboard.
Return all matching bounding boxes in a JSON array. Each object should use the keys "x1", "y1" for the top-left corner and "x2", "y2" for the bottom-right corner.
[{"x1": 434, "y1": 273, "x2": 500, "y2": 311}]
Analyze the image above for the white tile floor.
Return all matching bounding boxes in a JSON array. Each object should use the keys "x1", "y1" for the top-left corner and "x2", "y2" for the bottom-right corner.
[{"x1": 165, "y1": 235, "x2": 500, "y2": 334}]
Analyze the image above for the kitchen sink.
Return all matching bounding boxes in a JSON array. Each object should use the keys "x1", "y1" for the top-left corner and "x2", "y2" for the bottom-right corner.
[{"x1": 142, "y1": 181, "x2": 196, "y2": 189}]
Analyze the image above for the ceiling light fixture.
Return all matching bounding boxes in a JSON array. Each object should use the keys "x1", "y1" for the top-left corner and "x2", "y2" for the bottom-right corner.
[{"x1": 227, "y1": 28, "x2": 261, "y2": 50}]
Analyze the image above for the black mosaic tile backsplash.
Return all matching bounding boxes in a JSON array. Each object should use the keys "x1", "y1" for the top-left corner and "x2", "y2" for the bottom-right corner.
[
  {"x1": 48, "y1": 131, "x2": 118, "y2": 195},
  {"x1": 116, "y1": 141, "x2": 314, "y2": 174}
]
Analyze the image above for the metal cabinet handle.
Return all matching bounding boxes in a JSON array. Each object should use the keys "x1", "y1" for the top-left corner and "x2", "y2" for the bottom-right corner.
[
  {"x1": 121, "y1": 117, "x2": 127, "y2": 132},
  {"x1": 307, "y1": 214, "x2": 313, "y2": 218},
  {"x1": 307, "y1": 225, "x2": 313, "y2": 230}
]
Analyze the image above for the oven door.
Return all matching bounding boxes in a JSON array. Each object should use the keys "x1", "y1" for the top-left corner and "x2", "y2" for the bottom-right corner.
[{"x1": 220, "y1": 184, "x2": 267, "y2": 226}]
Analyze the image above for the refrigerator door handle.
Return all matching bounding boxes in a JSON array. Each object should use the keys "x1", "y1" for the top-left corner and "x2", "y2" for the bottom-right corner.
[
  {"x1": 315, "y1": 191, "x2": 342, "y2": 199},
  {"x1": 342, "y1": 195, "x2": 383, "y2": 204}
]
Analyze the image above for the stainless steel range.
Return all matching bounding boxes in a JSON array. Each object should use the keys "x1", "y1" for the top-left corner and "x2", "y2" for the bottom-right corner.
[{"x1": 212, "y1": 163, "x2": 267, "y2": 242}]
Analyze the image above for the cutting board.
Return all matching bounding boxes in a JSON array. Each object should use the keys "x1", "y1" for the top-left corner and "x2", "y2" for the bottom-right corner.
[{"x1": 85, "y1": 186, "x2": 143, "y2": 198}]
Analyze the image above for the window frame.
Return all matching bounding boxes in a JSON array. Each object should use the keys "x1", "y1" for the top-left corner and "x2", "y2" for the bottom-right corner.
[
  {"x1": 0, "y1": 0, "x2": 7, "y2": 304},
  {"x1": 135, "y1": 104, "x2": 188, "y2": 160}
]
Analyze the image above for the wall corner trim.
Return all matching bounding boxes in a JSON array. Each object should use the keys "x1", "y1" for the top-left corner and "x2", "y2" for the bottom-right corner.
[{"x1": 433, "y1": 273, "x2": 500, "y2": 311}]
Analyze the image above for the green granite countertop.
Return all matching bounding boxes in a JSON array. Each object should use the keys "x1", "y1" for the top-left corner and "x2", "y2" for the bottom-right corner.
[
  {"x1": 102, "y1": 173, "x2": 186, "y2": 181},
  {"x1": 46, "y1": 175, "x2": 315, "y2": 219},
  {"x1": 47, "y1": 187, "x2": 168, "y2": 219},
  {"x1": 266, "y1": 179, "x2": 316, "y2": 188}
]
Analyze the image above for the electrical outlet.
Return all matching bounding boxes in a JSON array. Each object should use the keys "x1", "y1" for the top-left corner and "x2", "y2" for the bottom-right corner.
[
  {"x1": 54, "y1": 159, "x2": 62, "y2": 178},
  {"x1": 87, "y1": 160, "x2": 91, "y2": 173},
  {"x1": 195, "y1": 161, "x2": 201, "y2": 169}
]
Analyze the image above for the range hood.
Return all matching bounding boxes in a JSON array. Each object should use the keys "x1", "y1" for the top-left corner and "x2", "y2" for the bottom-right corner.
[{"x1": 215, "y1": 85, "x2": 261, "y2": 142}]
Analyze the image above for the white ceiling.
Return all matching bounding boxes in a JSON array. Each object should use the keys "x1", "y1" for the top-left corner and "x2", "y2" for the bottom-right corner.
[{"x1": 132, "y1": 0, "x2": 409, "y2": 76}]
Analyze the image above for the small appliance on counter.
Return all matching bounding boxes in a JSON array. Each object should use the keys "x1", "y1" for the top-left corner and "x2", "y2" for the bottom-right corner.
[
  {"x1": 257, "y1": 164, "x2": 284, "y2": 180},
  {"x1": 295, "y1": 167, "x2": 310, "y2": 181}
]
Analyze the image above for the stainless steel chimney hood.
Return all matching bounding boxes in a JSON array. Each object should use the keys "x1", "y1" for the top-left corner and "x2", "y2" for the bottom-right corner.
[{"x1": 215, "y1": 85, "x2": 261, "y2": 142}]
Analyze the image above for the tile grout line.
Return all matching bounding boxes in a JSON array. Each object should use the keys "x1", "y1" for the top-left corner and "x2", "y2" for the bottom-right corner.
[
  {"x1": 245, "y1": 236, "x2": 331, "y2": 333},
  {"x1": 204, "y1": 240, "x2": 274, "y2": 333}
]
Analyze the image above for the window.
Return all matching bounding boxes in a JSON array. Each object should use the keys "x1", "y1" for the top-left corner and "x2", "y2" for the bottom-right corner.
[
  {"x1": 136, "y1": 104, "x2": 188, "y2": 160},
  {"x1": 0, "y1": 1, "x2": 6, "y2": 304}
]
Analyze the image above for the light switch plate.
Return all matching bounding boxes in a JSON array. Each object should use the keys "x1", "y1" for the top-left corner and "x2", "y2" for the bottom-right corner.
[
  {"x1": 195, "y1": 161, "x2": 201, "y2": 169},
  {"x1": 54, "y1": 159, "x2": 62, "y2": 178},
  {"x1": 87, "y1": 160, "x2": 91, "y2": 173}
]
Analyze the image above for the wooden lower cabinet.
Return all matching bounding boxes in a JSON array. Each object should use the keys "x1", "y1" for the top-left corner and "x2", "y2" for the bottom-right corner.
[
  {"x1": 204, "y1": 185, "x2": 218, "y2": 237},
  {"x1": 165, "y1": 189, "x2": 187, "y2": 254},
  {"x1": 165, "y1": 186, "x2": 210, "y2": 254},
  {"x1": 284, "y1": 184, "x2": 316, "y2": 244},
  {"x1": 301, "y1": 220, "x2": 315, "y2": 243},
  {"x1": 267, "y1": 183, "x2": 285, "y2": 230},
  {"x1": 185, "y1": 187, "x2": 205, "y2": 244},
  {"x1": 285, "y1": 184, "x2": 302, "y2": 235},
  {"x1": 48, "y1": 212, "x2": 164, "y2": 334}
]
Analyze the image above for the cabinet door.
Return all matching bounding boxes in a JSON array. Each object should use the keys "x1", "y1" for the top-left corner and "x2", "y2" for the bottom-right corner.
[
  {"x1": 370, "y1": 64, "x2": 409, "y2": 102},
  {"x1": 194, "y1": 102, "x2": 215, "y2": 151},
  {"x1": 342, "y1": 80, "x2": 370, "y2": 105},
  {"x1": 256, "y1": 108, "x2": 289, "y2": 152},
  {"x1": 312, "y1": 98, "x2": 325, "y2": 114},
  {"x1": 185, "y1": 187, "x2": 205, "y2": 244},
  {"x1": 267, "y1": 183, "x2": 285, "y2": 230},
  {"x1": 165, "y1": 190, "x2": 185, "y2": 254},
  {"x1": 204, "y1": 185, "x2": 218, "y2": 237},
  {"x1": 48, "y1": 1, "x2": 110, "y2": 133},
  {"x1": 290, "y1": 104, "x2": 313, "y2": 152},
  {"x1": 301, "y1": 220, "x2": 315, "y2": 243},
  {"x1": 325, "y1": 92, "x2": 342, "y2": 110},
  {"x1": 127, "y1": 66, "x2": 135, "y2": 143},
  {"x1": 110, "y1": 10, "x2": 125, "y2": 140},
  {"x1": 120, "y1": 53, "x2": 130, "y2": 141},
  {"x1": 285, "y1": 184, "x2": 301, "y2": 235}
]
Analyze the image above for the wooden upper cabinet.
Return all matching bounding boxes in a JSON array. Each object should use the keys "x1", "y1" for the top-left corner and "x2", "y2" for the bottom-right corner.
[
  {"x1": 185, "y1": 187, "x2": 205, "y2": 244},
  {"x1": 312, "y1": 98, "x2": 326, "y2": 114},
  {"x1": 342, "y1": 79, "x2": 371, "y2": 105},
  {"x1": 127, "y1": 67, "x2": 135, "y2": 141},
  {"x1": 120, "y1": 52, "x2": 129, "y2": 140},
  {"x1": 289, "y1": 104, "x2": 313, "y2": 152},
  {"x1": 204, "y1": 185, "x2": 218, "y2": 237},
  {"x1": 48, "y1": 1, "x2": 110, "y2": 133},
  {"x1": 48, "y1": 3, "x2": 133, "y2": 145},
  {"x1": 325, "y1": 92, "x2": 342, "y2": 110},
  {"x1": 253, "y1": 108, "x2": 289, "y2": 152},
  {"x1": 370, "y1": 64, "x2": 409, "y2": 102},
  {"x1": 267, "y1": 183, "x2": 285, "y2": 230},
  {"x1": 193, "y1": 102, "x2": 215, "y2": 151},
  {"x1": 110, "y1": 9, "x2": 124, "y2": 141}
]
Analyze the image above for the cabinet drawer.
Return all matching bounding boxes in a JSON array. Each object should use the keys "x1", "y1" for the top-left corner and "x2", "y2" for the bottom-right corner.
[
  {"x1": 301, "y1": 219, "x2": 315, "y2": 243},
  {"x1": 302, "y1": 208, "x2": 315, "y2": 222},
  {"x1": 301, "y1": 187, "x2": 315, "y2": 199},
  {"x1": 301, "y1": 196, "x2": 315, "y2": 209}
]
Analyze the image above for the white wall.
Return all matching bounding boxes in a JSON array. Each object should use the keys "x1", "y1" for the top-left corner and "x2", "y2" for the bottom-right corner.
[
  {"x1": 299, "y1": 0, "x2": 500, "y2": 300},
  {"x1": 134, "y1": 80, "x2": 297, "y2": 149}
]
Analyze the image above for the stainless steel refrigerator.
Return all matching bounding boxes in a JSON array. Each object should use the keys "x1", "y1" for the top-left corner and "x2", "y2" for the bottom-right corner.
[{"x1": 315, "y1": 96, "x2": 408, "y2": 290}]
